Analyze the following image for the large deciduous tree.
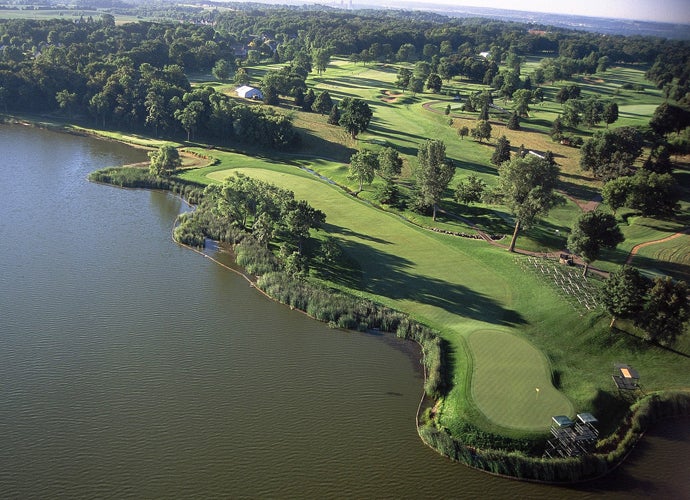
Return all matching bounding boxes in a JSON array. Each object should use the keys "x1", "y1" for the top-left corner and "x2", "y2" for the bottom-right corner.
[
  {"x1": 312, "y1": 47, "x2": 331, "y2": 75},
  {"x1": 148, "y1": 145, "x2": 181, "y2": 176},
  {"x1": 212, "y1": 58, "x2": 233, "y2": 81},
  {"x1": 649, "y1": 102, "x2": 690, "y2": 137},
  {"x1": 348, "y1": 150, "x2": 378, "y2": 193},
  {"x1": 454, "y1": 174, "x2": 486, "y2": 206},
  {"x1": 600, "y1": 266, "x2": 649, "y2": 328},
  {"x1": 636, "y1": 277, "x2": 689, "y2": 345},
  {"x1": 415, "y1": 139, "x2": 455, "y2": 221},
  {"x1": 579, "y1": 126, "x2": 644, "y2": 180},
  {"x1": 311, "y1": 90, "x2": 333, "y2": 114},
  {"x1": 496, "y1": 155, "x2": 562, "y2": 252},
  {"x1": 377, "y1": 147, "x2": 403, "y2": 180},
  {"x1": 567, "y1": 211, "x2": 624, "y2": 276},
  {"x1": 601, "y1": 170, "x2": 679, "y2": 216},
  {"x1": 338, "y1": 97, "x2": 373, "y2": 139},
  {"x1": 471, "y1": 120, "x2": 492, "y2": 143},
  {"x1": 491, "y1": 135, "x2": 511, "y2": 165},
  {"x1": 426, "y1": 73, "x2": 442, "y2": 93}
]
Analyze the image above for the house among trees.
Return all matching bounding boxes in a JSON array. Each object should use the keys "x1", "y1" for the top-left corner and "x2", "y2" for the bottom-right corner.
[{"x1": 236, "y1": 86, "x2": 264, "y2": 100}]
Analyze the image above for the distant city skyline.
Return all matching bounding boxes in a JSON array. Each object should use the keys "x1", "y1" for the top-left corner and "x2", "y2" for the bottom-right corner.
[{"x1": 356, "y1": 0, "x2": 690, "y2": 24}]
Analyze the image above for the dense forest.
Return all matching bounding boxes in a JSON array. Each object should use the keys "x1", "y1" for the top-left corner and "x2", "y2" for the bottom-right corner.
[{"x1": 1, "y1": 5, "x2": 689, "y2": 148}]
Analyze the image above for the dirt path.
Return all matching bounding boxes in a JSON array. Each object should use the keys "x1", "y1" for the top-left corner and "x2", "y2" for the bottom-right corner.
[{"x1": 625, "y1": 228, "x2": 690, "y2": 265}]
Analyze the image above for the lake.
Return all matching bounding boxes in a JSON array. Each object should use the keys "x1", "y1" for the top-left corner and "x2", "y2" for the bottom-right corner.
[{"x1": 0, "y1": 124, "x2": 687, "y2": 498}]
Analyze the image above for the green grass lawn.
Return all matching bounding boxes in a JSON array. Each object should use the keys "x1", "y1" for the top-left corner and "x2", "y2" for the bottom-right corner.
[
  {"x1": 468, "y1": 329, "x2": 573, "y2": 431},
  {"x1": 180, "y1": 159, "x2": 690, "y2": 439},
  {"x1": 166, "y1": 57, "x2": 690, "y2": 440}
]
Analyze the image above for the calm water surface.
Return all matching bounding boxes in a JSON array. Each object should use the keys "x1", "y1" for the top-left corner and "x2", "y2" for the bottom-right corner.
[{"x1": 0, "y1": 125, "x2": 687, "y2": 498}]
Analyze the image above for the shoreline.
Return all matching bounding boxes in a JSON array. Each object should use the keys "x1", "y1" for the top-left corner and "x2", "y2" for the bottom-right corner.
[{"x1": 11, "y1": 116, "x2": 690, "y2": 484}]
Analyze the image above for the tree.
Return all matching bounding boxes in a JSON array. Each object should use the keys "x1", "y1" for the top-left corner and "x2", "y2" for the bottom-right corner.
[
  {"x1": 627, "y1": 170, "x2": 680, "y2": 216},
  {"x1": 603, "y1": 101, "x2": 619, "y2": 128},
  {"x1": 601, "y1": 176, "x2": 633, "y2": 215},
  {"x1": 600, "y1": 266, "x2": 649, "y2": 328},
  {"x1": 556, "y1": 84, "x2": 581, "y2": 104},
  {"x1": 395, "y1": 68, "x2": 412, "y2": 91},
  {"x1": 377, "y1": 147, "x2": 403, "y2": 180},
  {"x1": 491, "y1": 135, "x2": 511, "y2": 165},
  {"x1": 579, "y1": 127, "x2": 644, "y2": 180},
  {"x1": 283, "y1": 199, "x2": 326, "y2": 254},
  {"x1": 408, "y1": 78, "x2": 424, "y2": 97},
  {"x1": 454, "y1": 174, "x2": 486, "y2": 206},
  {"x1": 89, "y1": 91, "x2": 110, "y2": 128},
  {"x1": 506, "y1": 112, "x2": 520, "y2": 130},
  {"x1": 148, "y1": 145, "x2": 181, "y2": 176},
  {"x1": 478, "y1": 102, "x2": 490, "y2": 121},
  {"x1": 261, "y1": 85, "x2": 279, "y2": 105},
  {"x1": 582, "y1": 97, "x2": 605, "y2": 128},
  {"x1": 644, "y1": 145, "x2": 673, "y2": 174},
  {"x1": 233, "y1": 68, "x2": 250, "y2": 86},
  {"x1": 496, "y1": 155, "x2": 562, "y2": 252},
  {"x1": 426, "y1": 73, "x2": 442, "y2": 93},
  {"x1": 174, "y1": 100, "x2": 204, "y2": 141},
  {"x1": 561, "y1": 99, "x2": 583, "y2": 128},
  {"x1": 338, "y1": 98, "x2": 373, "y2": 139},
  {"x1": 212, "y1": 58, "x2": 233, "y2": 81},
  {"x1": 312, "y1": 90, "x2": 333, "y2": 114},
  {"x1": 471, "y1": 120, "x2": 492, "y2": 143},
  {"x1": 302, "y1": 88, "x2": 316, "y2": 111},
  {"x1": 56, "y1": 89, "x2": 77, "y2": 117},
  {"x1": 327, "y1": 103, "x2": 341, "y2": 125},
  {"x1": 550, "y1": 116, "x2": 563, "y2": 140},
  {"x1": 415, "y1": 139, "x2": 455, "y2": 221},
  {"x1": 602, "y1": 169, "x2": 679, "y2": 218},
  {"x1": 635, "y1": 277, "x2": 689, "y2": 345},
  {"x1": 312, "y1": 47, "x2": 331, "y2": 75},
  {"x1": 145, "y1": 91, "x2": 168, "y2": 137},
  {"x1": 567, "y1": 211, "x2": 624, "y2": 276},
  {"x1": 293, "y1": 87, "x2": 305, "y2": 108},
  {"x1": 649, "y1": 102, "x2": 690, "y2": 136},
  {"x1": 458, "y1": 126, "x2": 469, "y2": 140},
  {"x1": 348, "y1": 150, "x2": 378, "y2": 193},
  {"x1": 512, "y1": 89, "x2": 532, "y2": 117}
]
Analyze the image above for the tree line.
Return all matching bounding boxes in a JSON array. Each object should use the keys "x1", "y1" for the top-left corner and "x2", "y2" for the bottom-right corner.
[{"x1": 0, "y1": 17, "x2": 299, "y2": 149}]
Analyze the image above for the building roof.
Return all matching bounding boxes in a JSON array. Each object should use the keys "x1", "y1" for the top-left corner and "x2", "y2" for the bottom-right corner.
[{"x1": 552, "y1": 415, "x2": 574, "y2": 427}]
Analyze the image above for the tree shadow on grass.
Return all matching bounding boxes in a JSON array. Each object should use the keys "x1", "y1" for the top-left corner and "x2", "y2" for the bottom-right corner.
[
  {"x1": 331, "y1": 236, "x2": 526, "y2": 326},
  {"x1": 324, "y1": 222, "x2": 393, "y2": 245},
  {"x1": 626, "y1": 253, "x2": 690, "y2": 284},
  {"x1": 295, "y1": 129, "x2": 356, "y2": 163}
]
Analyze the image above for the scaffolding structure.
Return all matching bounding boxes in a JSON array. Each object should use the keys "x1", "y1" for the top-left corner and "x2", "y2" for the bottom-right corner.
[
  {"x1": 612, "y1": 363, "x2": 640, "y2": 392},
  {"x1": 543, "y1": 413, "x2": 599, "y2": 458}
]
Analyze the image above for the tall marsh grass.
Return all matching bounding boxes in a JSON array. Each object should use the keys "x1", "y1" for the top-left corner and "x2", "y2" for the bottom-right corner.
[{"x1": 420, "y1": 390, "x2": 690, "y2": 483}]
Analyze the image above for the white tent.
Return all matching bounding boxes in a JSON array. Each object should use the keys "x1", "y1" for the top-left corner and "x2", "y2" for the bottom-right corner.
[{"x1": 236, "y1": 86, "x2": 263, "y2": 100}]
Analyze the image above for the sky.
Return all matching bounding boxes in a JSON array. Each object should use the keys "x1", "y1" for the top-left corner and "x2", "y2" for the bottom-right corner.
[{"x1": 366, "y1": 0, "x2": 690, "y2": 24}]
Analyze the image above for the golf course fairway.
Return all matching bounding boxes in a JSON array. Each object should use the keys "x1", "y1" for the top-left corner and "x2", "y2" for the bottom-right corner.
[{"x1": 202, "y1": 164, "x2": 574, "y2": 432}]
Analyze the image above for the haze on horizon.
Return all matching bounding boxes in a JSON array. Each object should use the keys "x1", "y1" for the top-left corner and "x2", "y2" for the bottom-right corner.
[{"x1": 357, "y1": 0, "x2": 690, "y2": 25}]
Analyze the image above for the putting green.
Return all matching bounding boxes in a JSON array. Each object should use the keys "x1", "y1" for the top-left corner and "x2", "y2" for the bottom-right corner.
[{"x1": 467, "y1": 329, "x2": 573, "y2": 431}]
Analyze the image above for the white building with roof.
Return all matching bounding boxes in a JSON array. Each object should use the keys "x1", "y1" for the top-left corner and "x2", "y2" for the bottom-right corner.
[{"x1": 236, "y1": 86, "x2": 263, "y2": 100}]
